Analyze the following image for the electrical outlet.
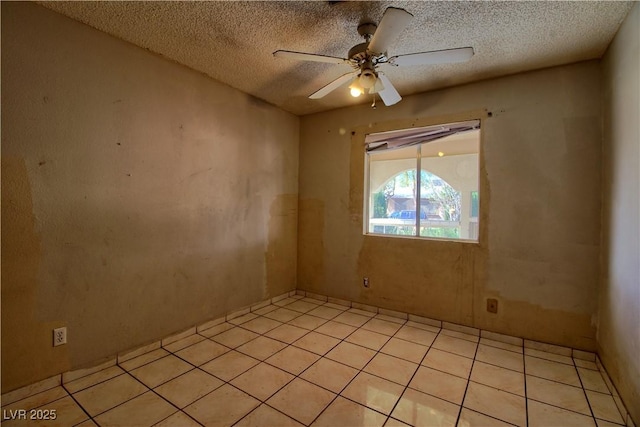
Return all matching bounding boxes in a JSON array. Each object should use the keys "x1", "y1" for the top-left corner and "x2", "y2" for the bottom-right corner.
[
  {"x1": 363, "y1": 277, "x2": 370, "y2": 288},
  {"x1": 53, "y1": 327, "x2": 67, "y2": 347},
  {"x1": 487, "y1": 299, "x2": 498, "y2": 314}
]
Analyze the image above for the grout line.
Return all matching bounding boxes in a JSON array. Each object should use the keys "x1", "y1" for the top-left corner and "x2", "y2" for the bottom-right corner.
[
  {"x1": 573, "y1": 355, "x2": 600, "y2": 425},
  {"x1": 454, "y1": 332, "x2": 480, "y2": 427}
]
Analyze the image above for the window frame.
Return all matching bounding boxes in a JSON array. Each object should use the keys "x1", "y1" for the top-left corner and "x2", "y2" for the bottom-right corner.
[{"x1": 363, "y1": 119, "x2": 482, "y2": 242}]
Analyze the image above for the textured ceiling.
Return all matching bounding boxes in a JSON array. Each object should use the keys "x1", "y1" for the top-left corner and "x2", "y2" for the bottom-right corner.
[{"x1": 39, "y1": 1, "x2": 634, "y2": 116}]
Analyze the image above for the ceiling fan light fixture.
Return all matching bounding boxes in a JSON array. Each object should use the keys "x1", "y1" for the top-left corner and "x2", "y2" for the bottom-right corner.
[
  {"x1": 359, "y1": 69, "x2": 377, "y2": 89},
  {"x1": 349, "y1": 80, "x2": 364, "y2": 97}
]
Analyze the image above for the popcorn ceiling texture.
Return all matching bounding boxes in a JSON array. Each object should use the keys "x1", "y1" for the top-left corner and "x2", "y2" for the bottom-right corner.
[{"x1": 39, "y1": 1, "x2": 634, "y2": 115}]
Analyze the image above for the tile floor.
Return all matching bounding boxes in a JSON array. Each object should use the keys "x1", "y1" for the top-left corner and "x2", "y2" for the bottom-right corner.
[{"x1": 1, "y1": 295, "x2": 630, "y2": 427}]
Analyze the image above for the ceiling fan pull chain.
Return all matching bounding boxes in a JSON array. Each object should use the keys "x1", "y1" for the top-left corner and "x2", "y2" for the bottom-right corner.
[{"x1": 371, "y1": 94, "x2": 377, "y2": 109}]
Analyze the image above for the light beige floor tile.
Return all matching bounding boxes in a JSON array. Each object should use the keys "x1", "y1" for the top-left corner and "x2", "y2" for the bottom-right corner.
[
  {"x1": 391, "y1": 387, "x2": 460, "y2": 427},
  {"x1": 300, "y1": 358, "x2": 359, "y2": 393},
  {"x1": 315, "y1": 321, "x2": 357, "y2": 339},
  {"x1": 380, "y1": 337, "x2": 429, "y2": 364},
  {"x1": 267, "y1": 346, "x2": 320, "y2": 375},
  {"x1": 239, "y1": 317, "x2": 283, "y2": 334},
  {"x1": 154, "y1": 369, "x2": 223, "y2": 408},
  {"x1": 479, "y1": 338, "x2": 523, "y2": 354},
  {"x1": 210, "y1": 327, "x2": 259, "y2": 349},
  {"x1": 575, "y1": 359, "x2": 599, "y2": 370},
  {"x1": 65, "y1": 365, "x2": 125, "y2": 394},
  {"x1": 119, "y1": 348, "x2": 170, "y2": 371},
  {"x1": 526, "y1": 375, "x2": 591, "y2": 415},
  {"x1": 228, "y1": 312, "x2": 259, "y2": 325},
  {"x1": 236, "y1": 336, "x2": 288, "y2": 360},
  {"x1": 73, "y1": 374, "x2": 148, "y2": 416},
  {"x1": 130, "y1": 355, "x2": 193, "y2": 388},
  {"x1": 300, "y1": 296, "x2": 324, "y2": 305},
  {"x1": 333, "y1": 311, "x2": 371, "y2": 327},
  {"x1": 325, "y1": 341, "x2": 376, "y2": 370},
  {"x1": 2, "y1": 386, "x2": 68, "y2": 412},
  {"x1": 457, "y1": 407, "x2": 515, "y2": 427},
  {"x1": 348, "y1": 307, "x2": 377, "y2": 317},
  {"x1": 235, "y1": 404, "x2": 304, "y2": 427},
  {"x1": 293, "y1": 331, "x2": 341, "y2": 355},
  {"x1": 286, "y1": 300, "x2": 321, "y2": 313},
  {"x1": 525, "y1": 356, "x2": 581, "y2": 387},
  {"x1": 312, "y1": 396, "x2": 387, "y2": 427},
  {"x1": 422, "y1": 348, "x2": 473, "y2": 379},
  {"x1": 364, "y1": 353, "x2": 418, "y2": 386},
  {"x1": 198, "y1": 322, "x2": 235, "y2": 338},
  {"x1": 252, "y1": 304, "x2": 279, "y2": 316},
  {"x1": 405, "y1": 320, "x2": 441, "y2": 333},
  {"x1": 595, "y1": 420, "x2": 627, "y2": 427},
  {"x1": 163, "y1": 334, "x2": 205, "y2": 353},
  {"x1": 200, "y1": 350, "x2": 260, "y2": 381},
  {"x1": 362, "y1": 318, "x2": 403, "y2": 336},
  {"x1": 470, "y1": 362, "x2": 525, "y2": 396},
  {"x1": 16, "y1": 396, "x2": 89, "y2": 427},
  {"x1": 346, "y1": 328, "x2": 391, "y2": 351},
  {"x1": 432, "y1": 335, "x2": 477, "y2": 358},
  {"x1": 463, "y1": 382, "x2": 526, "y2": 427},
  {"x1": 525, "y1": 348, "x2": 574, "y2": 365},
  {"x1": 323, "y1": 302, "x2": 349, "y2": 311},
  {"x1": 94, "y1": 391, "x2": 176, "y2": 427},
  {"x1": 441, "y1": 329, "x2": 480, "y2": 343},
  {"x1": 231, "y1": 362, "x2": 294, "y2": 401},
  {"x1": 476, "y1": 344, "x2": 524, "y2": 373},
  {"x1": 341, "y1": 372, "x2": 404, "y2": 415},
  {"x1": 288, "y1": 314, "x2": 328, "y2": 330},
  {"x1": 578, "y1": 367, "x2": 610, "y2": 393},
  {"x1": 265, "y1": 324, "x2": 310, "y2": 344},
  {"x1": 264, "y1": 307, "x2": 302, "y2": 323},
  {"x1": 185, "y1": 384, "x2": 260, "y2": 427},
  {"x1": 75, "y1": 420, "x2": 99, "y2": 427},
  {"x1": 267, "y1": 378, "x2": 336, "y2": 425},
  {"x1": 586, "y1": 390, "x2": 626, "y2": 424},
  {"x1": 376, "y1": 313, "x2": 407, "y2": 324},
  {"x1": 384, "y1": 417, "x2": 413, "y2": 427},
  {"x1": 395, "y1": 325, "x2": 438, "y2": 347},
  {"x1": 307, "y1": 305, "x2": 344, "y2": 320},
  {"x1": 154, "y1": 411, "x2": 202, "y2": 427},
  {"x1": 409, "y1": 366, "x2": 468, "y2": 405},
  {"x1": 175, "y1": 339, "x2": 230, "y2": 366},
  {"x1": 527, "y1": 399, "x2": 596, "y2": 427},
  {"x1": 273, "y1": 297, "x2": 300, "y2": 307}
]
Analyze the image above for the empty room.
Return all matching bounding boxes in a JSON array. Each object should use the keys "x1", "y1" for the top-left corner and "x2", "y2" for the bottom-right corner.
[{"x1": 1, "y1": 1, "x2": 638, "y2": 426}]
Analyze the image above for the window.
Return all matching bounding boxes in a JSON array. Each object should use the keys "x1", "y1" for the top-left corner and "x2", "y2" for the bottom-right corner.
[{"x1": 365, "y1": 120, "x2": 480, "y2": 241}]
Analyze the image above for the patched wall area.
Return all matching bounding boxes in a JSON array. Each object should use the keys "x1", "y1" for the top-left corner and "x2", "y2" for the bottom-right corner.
[
  {"x1": 1, "y1": 2, "x2": 299, "y2": 392},
  {"x1": 298, "y1": 61, "x2": 602, "y2": 351}
]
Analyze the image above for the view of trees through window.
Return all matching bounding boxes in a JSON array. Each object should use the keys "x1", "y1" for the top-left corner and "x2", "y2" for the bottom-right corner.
[{"x1": 370, "y1": 170, "x2": 462, "y2": 238}]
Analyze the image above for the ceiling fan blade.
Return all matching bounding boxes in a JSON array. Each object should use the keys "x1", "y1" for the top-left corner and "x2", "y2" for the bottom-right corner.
[
  {"x1": 273, "y1": 50, "x2": 347, "y2": 64},
  {"x1": 309, "y1": 72, "x2": 356, "y2": 99},
  {"x1": 390, "y1": 47, "x2": 474, "y2": 66},
  {"x1": 377, "y1": 73, "x2": 401, "y2": 106},
  {"x1": 367, "y1": 7, "x2": 413, "y2": 55}
]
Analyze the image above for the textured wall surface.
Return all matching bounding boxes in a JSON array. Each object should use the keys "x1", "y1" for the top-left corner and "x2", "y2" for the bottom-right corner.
[
  {"x1": 298, "y1": 61, "x2": 602, "y2": 351},
  {"x1": 599, "y1": 3, "x2": 640, "y2": 423},
  {"x1": 1, "y1": 2, "x2": 299, "y2": 392}
]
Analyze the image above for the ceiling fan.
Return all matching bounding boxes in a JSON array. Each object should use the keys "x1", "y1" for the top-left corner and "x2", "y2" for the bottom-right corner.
[{"x1": 273, "y1": 7, "x2": 474, "y2": 107}]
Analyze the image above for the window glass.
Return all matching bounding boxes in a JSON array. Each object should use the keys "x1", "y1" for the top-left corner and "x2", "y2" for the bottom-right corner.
[{"x1": 366, "y1": 124, "x2": 480, "y2": 241}]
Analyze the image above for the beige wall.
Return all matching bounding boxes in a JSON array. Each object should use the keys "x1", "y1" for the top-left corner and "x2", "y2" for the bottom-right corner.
[
  {"x1": 1, "y1": 2, "x2": 299, "y2": 393},
  {"x1": 299, "y1": 61, "x2": 602, "y2": 351},
  {"x1": 599, "y1": 3, "x2": 640, "y2": 423}
]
